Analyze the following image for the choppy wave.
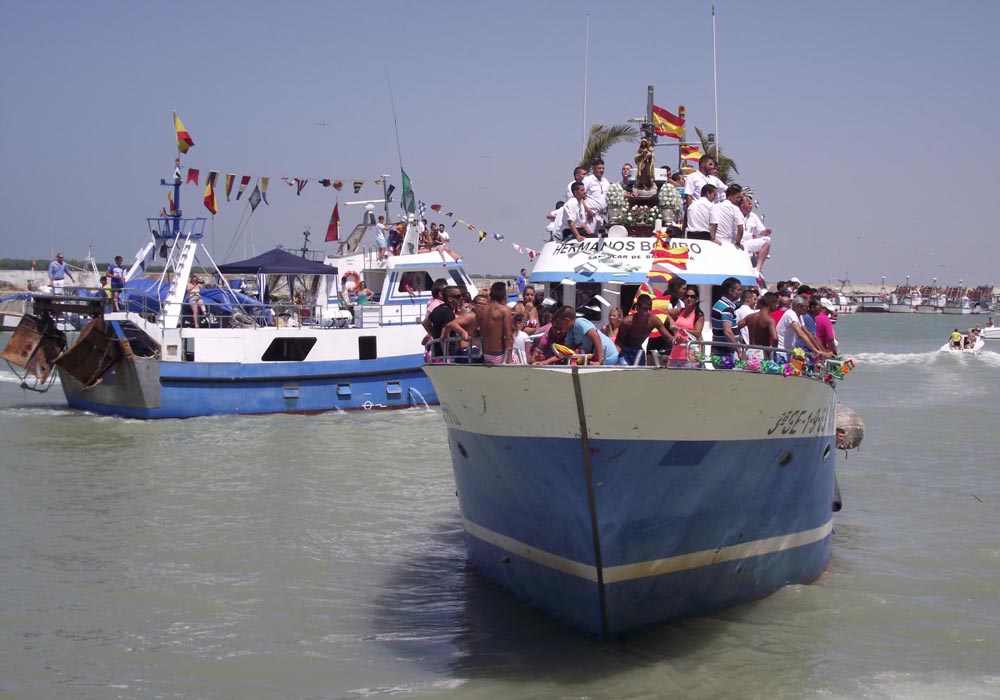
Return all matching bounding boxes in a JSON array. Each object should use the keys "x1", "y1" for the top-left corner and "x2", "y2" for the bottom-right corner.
[{"x1": 851, "y1": 350, "x2": 1000, "y2": 367}]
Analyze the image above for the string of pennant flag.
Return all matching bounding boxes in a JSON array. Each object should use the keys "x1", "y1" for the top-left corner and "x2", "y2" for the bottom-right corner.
[{"x1": 171, "y1": 112, "x2": 540, "y2": 256}]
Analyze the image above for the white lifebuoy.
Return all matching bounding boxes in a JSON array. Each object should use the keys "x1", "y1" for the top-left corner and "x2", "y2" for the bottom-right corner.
[{"x1": 341, "y1": 270, "x2": 360, "y2": 291}]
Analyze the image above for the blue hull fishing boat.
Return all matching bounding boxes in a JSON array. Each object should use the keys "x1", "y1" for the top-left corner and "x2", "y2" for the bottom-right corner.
[
  {"x1": 2, "y1": 144, "x2": 473, "y2": 418},
  {"x1": 423, "y1": 87, "x2": 856, "y2": 638}
]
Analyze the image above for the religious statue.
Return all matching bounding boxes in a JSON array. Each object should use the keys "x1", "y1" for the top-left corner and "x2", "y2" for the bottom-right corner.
[{"x1": 634, "y1": 137, "x2": 656, "y2": 196}]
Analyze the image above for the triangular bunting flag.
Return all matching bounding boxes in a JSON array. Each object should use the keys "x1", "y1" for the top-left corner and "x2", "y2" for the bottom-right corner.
[
  {"x1": 236, "y1": 175, "x2": 251, "y2": 200},
  {"x1": 319, "y1": 179, "x2": 331, "y2": 187},
  {"x1": 352, "y1": 180, "x2": 363, "y2": 194},
  {"x1": 430, "y1": 204, "x2": 442, "y2": 212},
  {"x1": 173, "y1": 112, "x2": 194, "y2": 153},
  {"x1": 296, "y1": 179, "x2": 308, "y2": 196},
  {"x1": 203, "y1": 171, "x2": 218, "y2": 215},
  {"x1": 513, "y1": 244, "x2": 524, "y2": 254},
  {"x1": 478, "y1": 230, "x2": 487, "y2": 243},
  {"x1": 248, "y1": 185, "x2": 262, "y2": 212},
  {"x1": 326, "y1": 199, "x2": 340, "y2": 242},
  {"x1": 493, "y1": 233, "x2": 504, "y2": 242},
  {"x1": 260, "y1": 177, "x2": 270, "y2": 204},
  {"x1": 186, "y1": 168, "x2": 200, "y2": 186},
  {"x1": 333, "y1": 180, "x2": 343, "y2": 191}
]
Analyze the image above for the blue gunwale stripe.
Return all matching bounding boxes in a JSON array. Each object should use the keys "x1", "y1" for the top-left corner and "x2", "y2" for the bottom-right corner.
[{"x1": 463, "y1": 516, "x2": 833, "y2": 584}]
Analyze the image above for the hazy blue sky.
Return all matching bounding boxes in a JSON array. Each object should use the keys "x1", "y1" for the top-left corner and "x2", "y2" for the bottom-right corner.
[{"x1": 2, "y1": 1, "x2": 998, "y2": 287}]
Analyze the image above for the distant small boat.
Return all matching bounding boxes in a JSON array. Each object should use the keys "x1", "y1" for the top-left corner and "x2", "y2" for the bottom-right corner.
[
  {"x1": 980, "y1": 326, "x2": 999, "y2": 340},
  {"x1": 939, "y1": 335, "x2": 985, "y2": 355}
]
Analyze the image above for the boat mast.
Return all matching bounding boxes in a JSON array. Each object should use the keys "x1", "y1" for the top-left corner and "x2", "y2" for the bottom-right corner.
[
  {"x1": 582, "y1": 13, "x2": 590, "y2": 149},
  {"x1": 712, "y1": 1, "x2": 720, "y2": 161}
]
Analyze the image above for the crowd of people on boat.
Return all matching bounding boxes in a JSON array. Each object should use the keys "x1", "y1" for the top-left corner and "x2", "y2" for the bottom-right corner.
[
  {"x1": 422, "y1": 270, "x2": 843, "y2": 368},
  {"x1": 375, "y1": 215, "x2": 462, "y2": 262},
  {"x1": 546, "y1": 154, "x2": 773, "y2": 278}
]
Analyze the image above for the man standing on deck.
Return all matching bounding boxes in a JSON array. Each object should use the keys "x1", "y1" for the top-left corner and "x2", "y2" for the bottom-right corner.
[
  {"x1": 108, "y1": 255, "x2": 125, "y2": 311},
  {"x1": 515, "y1": 269, "x2": 527, "y2": 296},
  {"x1": 684, "y1": 184, "x2": 717, "y2": 240},
  {"x1": 709, "y1": 185, "x2": 746, "y2": 249},
  {"x1": 478, "y1": 281, "x2": 515, "y2": 365},
  {"x1": 583, "y1": 159, "x2": 611, "y2": 230},
  {"x1": 47, "y1": 253, "x2": 74, "y2": 294},
  {"x1": 776, "y1": 295, "x2": 830, "y2": 359},
  {"x1": 711, "y1": 277, "x2": 743, "y2": 360},
  {"x1": 684, "y1": 155, "x2": 726, "y2": 207}
]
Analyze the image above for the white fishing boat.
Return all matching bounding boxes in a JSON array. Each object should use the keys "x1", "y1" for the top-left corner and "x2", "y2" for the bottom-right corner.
[
  {"x1": 2, "y1": 147, "x2": 474, "y2": 417},
  {"x1": 424, "y1": 86, "x2": 861, "y2": 639},
  {"x1": 888, "y1": 288, "x2": 920, "y2": 313}
]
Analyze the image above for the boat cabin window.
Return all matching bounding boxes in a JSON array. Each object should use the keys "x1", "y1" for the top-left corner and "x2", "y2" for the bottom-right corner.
[
  {"x1": 397, "y1": 271, "x2": 433, "y2": 293},
  {"x1": 261, "y1": 337, "x2": 317, "y2": 362}
]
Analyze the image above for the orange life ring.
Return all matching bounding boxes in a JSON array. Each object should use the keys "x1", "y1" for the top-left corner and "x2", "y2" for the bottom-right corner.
[{"x1": 341, "y1": 270, "x2": 360, "y2": 290}]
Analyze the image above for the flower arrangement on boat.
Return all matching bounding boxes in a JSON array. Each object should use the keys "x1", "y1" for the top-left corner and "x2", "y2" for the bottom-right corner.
[{"x1": 657, "y1": 182, "x2": 682, "y2": 222}]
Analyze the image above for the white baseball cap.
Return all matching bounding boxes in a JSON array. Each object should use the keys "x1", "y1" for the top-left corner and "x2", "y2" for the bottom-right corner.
[
  {"x1": 789, "y1": 276, "x2": 801, "y2": 284},
  {"x1": 820, "y1": 298, "x2": 836, "y2": 311}
]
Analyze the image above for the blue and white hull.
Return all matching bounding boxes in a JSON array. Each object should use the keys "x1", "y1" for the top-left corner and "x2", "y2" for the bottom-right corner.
[
  {"x1": 424, "y1": 364, "x2": 839, "y2": 638},
  {"x1": 59, "y1": 351, "x2": 435, "y2": 419}
]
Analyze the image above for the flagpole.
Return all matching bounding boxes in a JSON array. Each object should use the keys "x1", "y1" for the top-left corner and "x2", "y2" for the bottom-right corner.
[
  {"x1": 712, "y1": 1, "x2": 720, "y2": 161},
  {"x1": 385, "y1": 70, "x2": 405, "y2": 181},
  {"x1": 582, "y1": 13, "x2": 590, "y2": 149}
]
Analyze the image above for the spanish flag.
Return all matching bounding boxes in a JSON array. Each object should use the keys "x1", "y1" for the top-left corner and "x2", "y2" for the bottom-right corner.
[
  {"x1": 652, "y1": 105, "x2": 684, "y2": 140},
  {"x1": 681, "y1": 144, "x2": 704, "y2": 162},
  {"x1": 173, "y1": 112, "x2": 194, "y2": 153}
]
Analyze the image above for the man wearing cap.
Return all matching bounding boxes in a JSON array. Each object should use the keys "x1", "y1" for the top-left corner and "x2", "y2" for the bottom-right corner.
[
  {"x1": 709, "y1": 185, "x2": 746, "y2": 249},
  {"x1": 48, "y1": 252, "x2": 74, "y2": 295},
  {"x1": 787, "y1": 277, "x2": 802, "y2": 293}
]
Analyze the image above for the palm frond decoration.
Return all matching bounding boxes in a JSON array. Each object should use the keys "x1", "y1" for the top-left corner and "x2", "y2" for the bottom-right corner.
[
  {"x1": 579, "y1": 123, "x2": 639, "y2": 169},
  {"x1": 694, "y1": 126, "x2": 739, "y2": 183}
]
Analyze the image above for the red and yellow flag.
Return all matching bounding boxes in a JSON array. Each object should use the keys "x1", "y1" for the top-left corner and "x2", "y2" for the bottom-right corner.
[
  {"x1": 173, "y1": 112, "x2": 194, "y2": 153},
  {"x1": 681, "y1": 144, "x2": 704, "y2": 162},
  {"x1": 203, "y1": 171, "x2": 218, "y2": 215},
  {"x1": 326, "y1": 200, "x2": 340, "y2": 242},
  {"x1": 652, "y1": 105, "x2": 684, "y2": 140}
]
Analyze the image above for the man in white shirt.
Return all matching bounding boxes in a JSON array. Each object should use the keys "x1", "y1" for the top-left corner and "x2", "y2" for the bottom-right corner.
[
  {"x1": 684, "y1": 184, "x2": 717, "y2": 240},
  {"x1": 582, "y1": 159, "x2": 611, "y2": 230},
  {"x1": 565, "y1": 166, "x2": 588, "y2": 202},
  {"x1": 739, "y1": 195, "x2": 772, "y2": 275},
  {"x1": 709, "y1": 184, "x2": 746, "y2": 248},
  {"x1": 776, "y1": 296, "x2": 829, "y2": 357},
  {"x1": 563, "y1": 182, "x2": 596, "y2": 241},
  {"x1": 546, "y1": 200, "x2": 567, "y2": 241},
  {"x1": 734, "y1": 288, "x2": 759, "y2": 344},
  {"x1": 684, "y1": 155, "x2": 726, "y2": 206}
]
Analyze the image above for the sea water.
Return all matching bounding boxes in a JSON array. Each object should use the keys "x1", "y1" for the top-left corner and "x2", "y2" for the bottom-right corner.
[{"x1": 1, "y1": 314, "x2": 998, "y2": 700}]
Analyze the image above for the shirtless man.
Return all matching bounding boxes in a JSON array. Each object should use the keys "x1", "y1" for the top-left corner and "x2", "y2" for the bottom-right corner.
[
  {"x1": 616, "y1": 294, "x2": 675, "y2": 365},
  {"x1": 477, "y1": 281, "x2": 514, "y2": 365},
  {"x1": 740, "y1": 292, "x2": 779, "y2": 358}
]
